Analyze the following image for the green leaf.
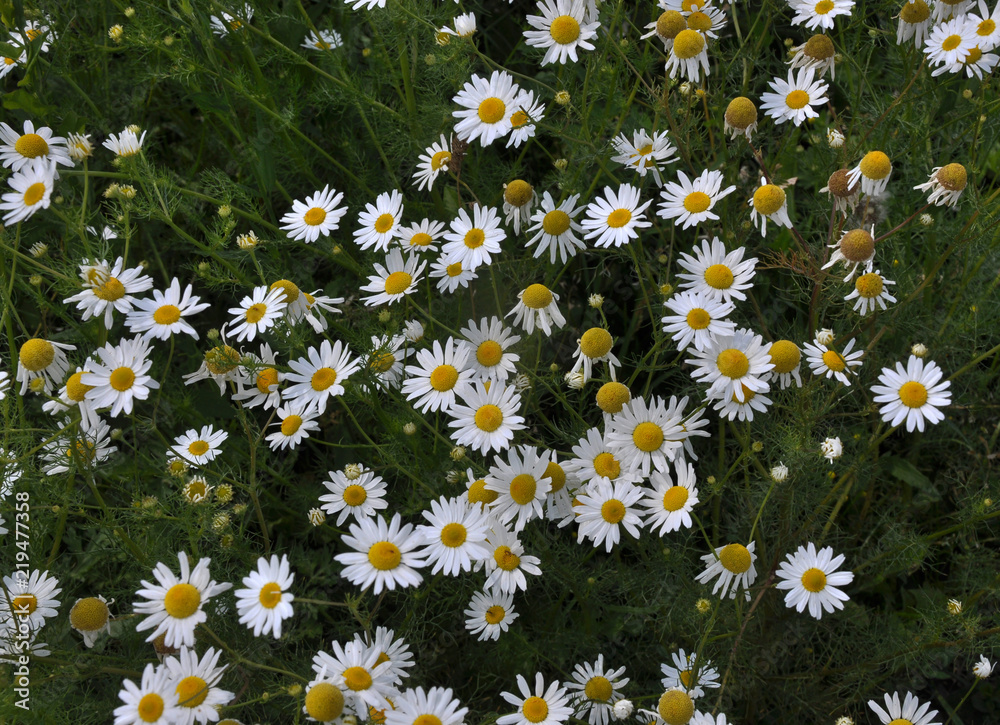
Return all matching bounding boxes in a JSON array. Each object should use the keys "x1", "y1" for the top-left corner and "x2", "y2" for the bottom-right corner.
[
  {"x1": 2, "y1": 88, "x2": 54, "y2": 115},
  {"x1": 882, "y1": 455, "x2": 940, "y2": 501}
]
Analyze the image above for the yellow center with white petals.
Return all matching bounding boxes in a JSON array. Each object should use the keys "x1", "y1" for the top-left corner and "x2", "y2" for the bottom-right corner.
[
  {"x1": 657, "y1": 689, "x2": 694, "y2": 725},
  {"x1": 753, "y1": 185, "x2": 786, "y2": 215},
  {"x1": 92, "y1": 276, "x2": 126, "y2": 301},
  {"x1": 522, "y1": 283, "x2": 553, "y2": 309},
  {"x1": 494, "y1": 545, "x2": 521, "y2": 571},
  {"x1": 109, "y1": 367, "x2": 136, "y2": 391},
  {"x1": 704, "y1": 264, "x2": 734, "y2": 289},
  {"x1": 725, "y1": 97, "x2": 757, "y2": 129},
  {"x1": 898, "y1": 381, "x2": 928, "y2": 408},
  {"x1": 941, "y1": 34, "x2": 962, "y2": 51},
  {"x1": 672, "y1": 28, "x2": 705, "y2": 59},
  {"x1": 163, "y1": 583, "x2": 201, "y2": 618},
  {"x1": 687, "y1": 11, "x2": 712, "y2": 32},
  {"x1": 468, "y1": 479, "x2": 498, "y2": 505},
  {"x1": 15, "y1": 133, "x2": 49, "y2": 158},
  {"x1": 719, "y1": 543, "x2": 752, "y2": 573},
  {"x1": 11, "y1": 594, "x2": 37, "y2": 614},
  {"x1": 256, "y1": 368, "x2": 279, "y2": 394},
  {"x1": 281, "y1": 415, "x2": 303, "y2": 436},
  {"x1": 205, "y1": 346, "x2": 240, "y2": 375},
  {"x1": 716, "y1": 349, "x2": 749, "y2": 379},
  {"x1": 343, "y1": 665, "x2": 374, "y2": 691},
  {"x1": 656, "y1": 11, "x2": 686, "y2": 40},
  {"x1": 601, "y1": 499, "x2": 626, "y2": 523},
  {"x1": 606, "y1": 209, "x2": 632, "y2": 228},
  {"x1": 303, "y1": 207, "x2": 327, "y2": 226},
  {"x1": 683, "y1": 191, "x2": 711, "y2": 213},
  {"x1": 855, "y1": 272, "x2": 884, "y2": 298},
  {"x1": 374, "y1": 213, "x2": 394, "y2": 234},
  {"x1": 153, "y1": 305, "x2": 181, "y2": 325},
  {"x1": 23, "y1": 181, "x2": 47, "y2": 206},
  {"x1": 137, "y1": 693, "x2": 165, "y2": 723},
  {"x1": 431, "y1": 150, "x2": 451, "y2": 170},
  {"x1": 415, "y1": 716, "x2": 443, "y2": 725},
  {"x1": 70, "y1": 597, "x2": 109, "y2": 631},
  {"x1": 475, "y1": 404, "x2": 504, "y2": 432},
  {"x1": 440, "y1": 522, "x2": 467, "y2": 548},
  {"x1": 822, "y1": 350, "x2": 846, "y2": 372},
  {"x1": 464, "y1": 228, "x2": 486, "y2": 249},
  {"x1": 686, "y1": 308, "x2": 711, "y2": 330},
  {"x1": 542, "y1": 209, "x2": 571, "y2": 235},
  {"x1": 768, "y1": 340, "x2": 800, "y2": 374},
  {"x1": 663, "y1": 486, "x2": 689, "y2": 511},
  {"x1": 478, "y1": 97, "x2": 506, "y2": 124},
  {"x1": 510, "y1": 474, "x2": 537, "y2": 505},
  {"x1": 505, "y1": 180, "x2": 533, "y2": 207},
  {"x1": 978, "y1": 18, "x2": 996, "y2": 36},
  {"x1": 523, "y1": 696, "x2": 549, "y2": 723},
  {"x1": 176, "y1": 675, "x2": 209, "y2": 708},
  {"x1": 511, "y1": 110, "x2": 530, "y2": 127},
  {"x1": 430, "y1": 364, "x2": 459, "y2": 391},
  {"x1": 305, "y1": 683, "x2": 345, "y2": 722},
  {"x1": 270, "y1": 279, "x2": 300, "y2": 303},
  {"x1": 544, "y1": 461, "x2": 566, "y2": 492},
  {"x1": 937, "y1": 163, "x2": 968, "y2": 191},
  {"x1": 633, "y1": 421, "x2": 664, "y2": 452},
  {"x1": 19, "y1": 338, "x2": 55, "y2": 371},
  {"x1": 245, "y1": 303, "x2": 267, "y2": 324},
  {"x1": 859, "y1": 151, "x2": 891, "y2": 180},
  {"x1": 580, "y1": 328, "x2": 613, "y2": 359},
  {"x1": 801, "y1": 567, "x2": 827, "y2": 592},
  {"x1": 550, "y1": 15, "x2": 581, "y2": 44},
  {"x1": 585, "y1": 676, "x2": 613, "y2": 702},
  {"x1": 785, "y1": 90, "x2": 810, "y2": 109},
  {"x1": 66, "y1": 371, "x2": 93, "y2": 401},
  {"x1": 343, "y1": 484, "x2": 367, "y2": 506},
  {"x1": 485, "y1": 605, "x2": 506, "y2": 624},
  {"x1": 840, "y1": 229, "x2": 875, "y2": 262},
  {"x1": 888, "y1": 719, "x2": 915, "y2": 725},
  {"x1": 257, "y1": 581, "x2": 283, "y2": 609},
  {"x1": 477, "y1": 340, "x2": 503, "y2": 367},
  {"x1": 309, "y1": 367, "x2": 337, "y2": 391},
  {"x1": 447, "y1": 262, "x2": 463, "y2": 277},
  {"x1": 593, "y1": 452, "x2": 621, "y2": 480},
  {"x1": 815, "y1": 0, "x2": 835, "y2": 13},
  {"x1": 384, "y1": 271, "x2": 412, "y2": 295},
  {"x1": 409, "y1": 232, "x2": 433, "y2": 248},
  {"x1": 368, "y1": 542, "x2": 401, "y2": 571},
  {"x1": 187, "y1": 440, "x2": 210, "y2": 457}
]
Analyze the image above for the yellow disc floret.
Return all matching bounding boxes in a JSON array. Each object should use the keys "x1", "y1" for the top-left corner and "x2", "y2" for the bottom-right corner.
[
  {"x1": 936, "y1": 163, "x2": 967, "y2": 191},
  {"x1": 724, "y1": 96, "x2": 757, "y2": 130},
  {"x1": 753, "y1": 184, "x2": 786, "y2": 215},
  {"x1": 367, "y1": 542, "x2": 401, "y2": 571},
  {"x1": 522, "y1": 284, "x2": 553, "y2": 309},
  {"x1": 785, "y1": 90, "x2": 810, "y2": 110},
  {"x1": 475, "y1": 404, "x2": 504, "y2": 432},
  {"x1": 859, "y1": 151, "x2": 892, "y2": 180},
  {"x1": 804, "y1": 34, "x2": 835, "y2": 60},
  {"x1": 601, "y1": 499, "x2": 626, "y2": 523},
  {"x1": 656, "y1": 11, "x2": 686, "y2": 40},
  {"x1": 542, "y1": 209, "x2": 571, "y2": 236},
  {"x1": 662, "y1": 486, "x2": 689, "y2": 512},
  {"x1": 704, "y1": 264, "x2": 734, "y2": 290},
  {"x1": 768, "y1": 340, "x2": 801, "y2": 374},
  {"x1": 523, "y1": 696, "x2": 549, "y2": 723},
  {"x1": 855, "y1": 272, "x2": 884, "y2": 298},
  {"x1": 176, "y1": 675, "x2": 209, "y2": 708},
  {"x1": 343, "y1": 666, "x2": 373, "y2": 691},
  {"x1": 632, "y1": 421, "x2": 664, "y2": 452},
  {"x1": 440, "y1": 522, "x2": 467, "y2": 548},
  {"x1": 596, "y1": 381, "x2": 631, "y2": 414},
  {"x1": 384, "y1": 271, "x2": 412, "y2": 295},
  {"x1": 900, "y1": 0, "x2": 930, "y2": 22},
  {"x1": 429, "y1": 364, "x2": 459, "y2": 391},
  {"x1": 163, "y1": 583, "x2": 201, "y2": 619},
  {"x1": 719, "y1": 543, "x2": 752, "y2": 573},
  {"x1": 657, "y1": 689, "x2": 695, "y2": 725},
  {"x1": 510, "y1": 474, "x2": 537, "y2": 505},
  {"x1": 898, "y1": 381, "x2": 928, "y2": 408},
  {"x1": 549, "y1": 15, "x2": 581, "y2": 44},
  {"x1": 19, "y1": 338, "x2": 55, "y2": 372},
  {"x1": 504, "y1": 180, "x2": 533, "y2": 207},
  {"x1": 585, "y1": 676, "x2": 613, "y2": 702},
  {"x1": 801, "y1": 567, "x2": 827, "y2": 593},
  {"x1": 716, "y1": 349, "x2": 749, "y2": 379},
  {"x1": 672, "y1": 29, "x2": 705, "y2": 59},
  {"x1": 305, "y1": 682, "x2": 345, "y2": 722},
  {"x1": 580, "y1": 328, "x2": 614, "y2": 359},
  {"x1": 478, "y1": 97, "x2": 506, "y2": 124},
  {"x1": 70, "y1": 597, "x2": 109, "y2": 631},
  {"x1": 839, "y1": 228, "x2": 875, "y2": 263},
  {"x1": 15, "y1": 133, "x2": 49, "y2": 158},
  {"x1": 269, "y1": 279, "x2": 300, "y2": 304},
  {"x1": 822, "y1": 350, "x2": 846, "y2": 372},
  {"x1": 683, "y1": 192, "x2": 711, "y2": 213}
]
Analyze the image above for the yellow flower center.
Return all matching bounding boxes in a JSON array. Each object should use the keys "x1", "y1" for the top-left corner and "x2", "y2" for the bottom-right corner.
[
  {"x1": 477, "y1": 340, "x2": 503, "y2": 367},
  {"x1": 899, "y1": 381, "x2": 928, "y2": 408},
  {"x1": 23, "y1": 181, "x2": 47, "y2": 206},
  {"x1": 686, "y1": 308, "x2": 711, "y2": 330},
  {"x1": 92, "y1": 276, "x2": 126, "y2": 301},
  {"x1": 549, "y1": 15, "x2": 581, "y2": 44},
  {"x1": 544, "y1": 461, "x2": 566, "y2": 493},
  {"x1": 753, "y1": 185, "x2": 786, "y2": 215},
  {"x1": 256, "y1": 368, "x2": 279, "y2": 394},
  {"x1": 679, "y1": 670, "x2": 693, "y2": 688},
  {"x1": 153, "y1": 304, "x2": 182, "y2": 325},
  {"x1": 719, "y1": 543, "x2": 752, "y2": 573},
  {"x1": 716, "y1": 348, "x2": 749, "y2": 379},
  {"x1": 596, "y1": 381, "x2": 631, "y2": 414},
  {"x1": 941, "y1": 34, "x2": 962, "y2": 51},
  {"x1": 494, "y1": 545, "x2": 521, "y2": 571},
  {"x1": 633, "y1": 421, "x2": 664, "y2": 452},
  {"x1": 410, "y1": 232, "x2": 433, "y2": 248},
  {"x1": 374, "y1": 213, "x2": 394, "y2": 234},
  {"x1": 657, "y1": 689, "x2": 694, "y2": 725},
  {"x1": 888, "y1": 719, "x2": 915, "y2": 725},
  {"x1": 70, "y1": 597, "x2": 109, "y2": 631},
  {"x1": 258, "y1": 581, "x2": 283, "y2": 608},
  {"x1": 475, "y1": 404, "x2": 504, "y2": 432},
  {"x1": 768, "y1": 340, "x2": 800, "y2": 374},
  {"x1": 187, "y1": 440, "x2": 210, "y2": 457},
  {"x1": 137, "y1": 693, "x2": 165, "y2": 723},
  {"x1": 978, "y1": 18, "x2": 996, "y2": 36},
  {"x1": 281, "y1": 415, "x2": 303, "y2": 436},
  {"x1": 504, "y1": 180, "x2": 533, "y2": 207},
  {"x1": 682, "y1": 191, "x2": 711, "y2": 213},
  {"x1": 384, "y1": 271, "x2": 413, "y2": 295},
  {"x1": 839, "y1": 229, "x2": 875, "y2": 262},
  {"x1": 484, "y1": 604, "x2": 506, "y2": 624},
  {"x1": 63, "y1": 371, "x2": 92, "y2": 402},
  {"x1": 19, "y1": 338, "x2": 55, "y2": 372},
  {"x1": 510, "y1": 473, "x2": 537, "y2": 504},
  {"x1": 478, "y1": 97, "x2": 506, "y2": 124},
  {"x1": 343, "y1": 665, "x2": 374, "y2": 691},
  {"x1": 511, "y1": 110, "x2": 530, "y2": 127},
  {"x1": 464, "y1": 228, "x2": 486, "y2": 249},
  {"x1": 311, "y1": 367, "x2": 338, "y2": 391},
  {"x1": 815, "y1": 0, "x2": 835, "y2": 13},
  {"x1": 965, "y1": 45, "x2": 983, "y2": 63},
  {"x1": 430, "y1": 364, "x2": 459, "y2": 391},
  {"x1": 25, "y1": 28, "x2": 41, "y2": 41},
  {"x1": 305, "y1": 683, "x2": 345, "y2": 722},
  {"x1": 855, "y1": 272, "x2": 884, "y2": 298},
  {"x1": 244, "y1": 303, "x2": 267, "y2": 324},
  {"x1": 585, "y1": 676, "x2": 613, "y2": 702},
  {"x1": 440, "y1": 522, "x2": 468, "y2": 547},
  {"x1": 303, "y1": 207, "x2": 327, "y2": 226},
  {"x1": 801, "y1": 567, "x2": 827, "y2": 593},
  {"x1": 704, "y1": 264, "x2": 734, "y2": 289},
  {"x1": 662, "y1": 486, "x2": 689, "y2": 512},
  {"x1": 522, "y1": 283, "x2": 553, "y2": 309},
  {"x1": 205, "y1": 346, "x2": 240, "y2": 375},
  {"x1": 804, "y1": 34, "x2": 835, "y2": 60},
  {"x1": 431, "y1": 150, "x2": 451, "y2": 170},
  {"x1": 415, "y1": 716, "x2": 443, "y2": 725},
  {"x1": 11, "y1": 593, "x2": 37, "y2": 614},
  {"x1": 580, "y1": 328, "x2": 613, "y2": 359},
  {"x1": 593, "y1": 452, "x2": 621, "y2": 480},
  {"x1": 15, "y1": 133, "x2": 49, "y2": 158},
  {"x1": 163, "y1": 583, "x2": 201, "y2": 619},
  {"x1": 785, "y1": 90, "x2": 810, "y2": 110},
  {"x1": 269, "y1": 279, "x2": 300, "y2": 303},
  {"x1": 369, "y1": 352, "x2": 396, "y2": 373},
  {"x1": 367, "y1": 542, "x2": 401, "y2": 571},
  {"x1": 936, "y1": 163, "x2": 968, "y2": 191},
  {"x1": 656, "y1": 11, "x2": 686, "y2": 40},
  {"x1": 606, "y1": 208, "x2": 632, "y2": 228},
  {"x1": 109, "y1": 366, "x2": 136, "y2": 391},
  {"x1": 343, "y1": 484, "x2": 367, "y2": 506},
  {"x1": 446, "y1": 261, "x2": 464, "y2": 277},
  {"x1": 687, "y1": 11, "x2": 712, "y2": 32},
  {"x1": 724, "y1": 96, "x2": 758, "y2": 130},
  {"x1": 822, "y1": 350, "x2": 846, "y2": 372},
  {"x1": 900, "y1": 0, "x2": 929, "y2": 22},
  {"x1": 672, "y1": 28, "x2": 705, "y2": 59},
  {"x1": 859, "y1": 151, "x2": 891, "y2": 180},
  {"x1": 176, "y1": 675, "x2": 209, "y2": 708},
  {"x1": 523, "y1": 696, "x2": 549, "y2": 723},
  {"x1": 601, "y1": 498, "x2": 626, "y2": 523},
  {"x1": 468, "y1": 479, "x2": 499, "y2": 505}
]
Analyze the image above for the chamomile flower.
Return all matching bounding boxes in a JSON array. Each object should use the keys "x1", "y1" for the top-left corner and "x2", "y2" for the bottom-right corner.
[
  {"x1": 541, "y1": 454, "x2": 576, "y2": 526},
  {"x1": 845, "y1": 151, "x2": 893, "y2": 197},
  {"x1": 507, "y1": 90, "x2": 547, "y2": 148},
  {"x1": 1, "y1": 569, "x2": 61, "y2": 629},
  {"x1": 821, "y1": 436, "x2": 843, "y2": 463},
  {"x1": 662, "y1": 290, "x2": 736, "y2": 352},
  {"x1": 525, "y1": 191, "x2": 586, "y2": 264},
  {"x1": 354, "y1": 190, "x2": 405, "y2": 252},
  {"x1": 234, "y1": 554, "x2": 295, "y2": 638},
  {"x1": 267, "y1": 400, "x2": 321, "y2": 451},
  {"x1": 695, "y1": 541, "x2": 758, "y2": 600},
  {"x1": 303, "y1": 670, "x2": 351, "y2": 724},
  {"x1": 414, "y1": 135, "x2": 452, "y2": 191},
  {"x1": 687, "y1": 328, "x2": 773, "y2": 403},
  {"x1": 760, "y1": 68, "x2": 829, "y2": 126},
  {"x1": 789, "y1": 33, "x2": 838, "y2": 79},
  {"x1": 0, "y1": 51, "x2": 26, "y2": 80},
  {"x1": 113, "y1": 663, "x2": 182, "y2": 725},
  {"x1": 748, "y1": 177, "x2": 793, "y2": 236},
  {"x1": 803, "y1": 337, "x2": 864, "y2": 385},
  {"x1": 0, "y1": 120, "x2": 73, "y2": 171},
  {"x1": 430, "y1": 256, "x2": 479, "y2": 294},
  {"x1": 867, "y1": 692, "x2": 941, "y2": 725},
  {"x1": 789, "y1": 0, "x2": 855, "y2": 30},
  {"x1": 82, "y1": 336, "x2": 159, "y2": 417},
  {"x1": 16, "y1": 337, "x2": 75, "y2": 395},
  {"x1": 775, "y1": 542, "x2": 854, "y2": 620},
  {"x1": 452, "y1": 70, "x2": 522, "y2": 147},
  {"x1": 486, "y1": 446, "x2": 553, "y2": 532},
  {"x1": 678, "y1": 239, "x2": 757, "y2": 306},
  {"x1": 354, "y1": 626, "x2": 414, "y2": 686},
  {"x1": 610, "y1": 129, "x2": 678, "y2": 186},
  {"x1": 711, "y1": 382, "x2": 773, "y2": 422},
  {"x1": 183, "y1": 343, "x2": 242, "y2": 395},
  {"x1": 164, "y1": 646, "x2": 234, "y2": 725},
  {"x1": 284, "y1": 339, "x2": 361, "y2": 413},
  {"x1": 103, "y1": 127, "x2": 147, "y2": 158},
  {"x1": 723, "y1": 96, "x2": 759, "y2": 140},
  {"x1": 565, "y1": 655, "x2": 629, "y2": 725},
  {"x1": 507, "y1": 283, "x2": 566, "y2": 336},
  {"x1": 441, "y1": 204, "x2": 506, "y2": 271},
  {"x1": 820, "y1": 168, "x2": 862, "y2": 216},
  {"x1": 69, "y1": 595, "x2": 112, "y2": 648},
  {"x1": 498, "y1": 673, "x2": 574, "y2": 725},
  {"x1": 387, "y1": 687, "x2": 468, "y2": 725},
  {"x1": 302, "y1": 28, "x2": 343, "y2": 51},
  {"x1": 401, "y1": 337, "x2": 475, "y2": 413},
  {"x1": 973, "y1": 655, "x2": 994, "y2": 679},
  {"x1": 574, "y1": 479, "x2": 645, "y2": 552},
  {"x1": 398, "y1": 218, "x2": 446, "y2": 254},
  {"x1": 956, "y1": 43, "x2": 999, "y2": 79},
  {"x1": 845, "y1": 270, "x2": 897, "y2": 315},
  {"x1": 503, "y1": 180, "x2": 537, "y2": 235},
  {"x1": 765, "y1": 340, "x2": 804, "y2": 389},
  {"x1": 126, "y1": 278, "x2": 209, "y2": 340},
  {"x1": 416, "y1": 496, "x2": 492, "y2": 575},
  {"x1": 170, "y1": 425, "x2": 228, "y2": 466},
  {"x1": 366, "y1": 334, "x2": 411, "y2": 390},
  {"x1": 640, "y1": 10, "x2": 686, "y2": 51},
  {"x1": 570, "y1": 328, "x2": 621, "y2": 384},
  {"x1": 439, "y1": 12, "x2": 478, "y2": 38},
  {"x1": 480, "y1": 525, "x2": 542, "y2": 594},
  {"x1": 969, "y1": 0, "x2": 1000, "y2": 50},
  {"x1": 449, "y1": 381, "x2": 525, "y2": 455},
  {"x1": 605, "y1": 396, "x2": 688, "y2": 476},
  {"x1": 312, "y1": 640, "x2": 396, "y2": 712},
  {"x1": 871, "y1": 355, "x2": 951, "y2": 432},
  {"x1": 209, "y1": 4, "x2": 253, "y2": 36},
  {"x1": 642, "y1": 459, "x2": 699, "y2": 535},
  {"x1": 133, "y1": 552, "x2": 232, "y2": 649},
  {"x1": 64, "y1": 257, "x2": 154, "y2": 329},
  {"x1": 524, "y1": 0, "x2": 600, "y2": 65},
  {"x1": 459, "y1": 316, "x2": 521, "y2": 382},
  {"x1": 563, "y1": 427, "x2": 644, "y2": 488},
  {"x1": 1, "y1": 158, "x2": 56, "y2": 225},
  {"x1": 660, "y1": 649, "x2": 720, "y2": 700},
  {"x1": 896, "y1": 0, "x2": 933, "y2": 48},
  {"x1": 320, "y1": 469, "x2": 389, "y2": 525},
  {"x1": 657, "y1": 169, "x2": 736, "y2": 230},
  {"x1": 581, "y1": 183, "x2": 653, "y2": 248},
  {"x1": 666, "y1": 29, "x2": 710, "y2": 82},
  {"x1": 361, "y1": 249, "x2": 427, "y2": 306},
  {"x1": 280, "y1": 185, "x2": 348, "y2": 243},
  {"x1": 914, "y1": 163, "x2": 969, "y2": 207},
  {"x1": 335, "y1": 513, "x2": 427, "y2": 594},
  {"x1": 231, "y1": 343, "x2": 284, "y2": 410},
  {"x1": 227, "y1": 285, "x2": 288, "y2": 342},
  {"x1": 40, "y1": 417, "x2": 114, "y2": 475},
  {"x1": 465, "y1": 589, "x2": 519, "y2": 641},
  {"x1": 822, "y1": 226, "x2": 876, "y2": 281}
]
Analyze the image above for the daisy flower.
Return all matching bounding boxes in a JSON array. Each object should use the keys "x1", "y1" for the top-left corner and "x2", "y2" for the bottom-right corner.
[
  {"x1": 0, "y1": 120, "x2": 73, "y2": 171},
  {"x1": 302, "y1": 28, "x2": 343, "y2": 51},
  {"x1": 16, "y1": 337, "x2": 75, "y2": 395},
  {"x1": 183, "y1": 342, "x2": 242, "y2": 394},
  {"x1": 821, "y1": 436, "x2": 843, "y2": 463},
  {"x1": 748, "y1": 177, "x2": 793, "y2": 237},
  {"x1": 563, "y1": 427, "x2": 644, "y2": 488},
  {"x1": 803, "y1": 336, "x2": 864, "y2": 385},
  {"x1": 502, "y1": 180, "x2": 537, "y2": 235},
  {"x1": 227, "y1": 285, "x2": 288, "y2": 342},
  {"x1": 64, "y1": 257, "x2": 155, "y2": 329},
  {"x1": 335, "y1": 513, "x2": 427, "y2": 594},
  {"x1": 480, "y1": 525, "x2": 543, "y2": 594},
  {"x1": 789, "y1": 33, "x2": 837, "y2": 79},
  {"x1": 366, "y1": 334, "x2": 411, "y2": 391},
  {"x1": 607, "y1": 396, "x2": 690, "y2": 475},
  {"x1": 871, "y1": 355, "x2": 951, "y2": 432},
  {"x1": 69, "y1": 595, "x2": 112, "y2": 648},
  {"x1": 354, "y1": 189, "x2": 405, "y2": 252},
  {"x1": 845, "y1": 269, "x2": 897, "y2": 315},
  {"x1": 610, "y1": 129, "x2": 678, "y2": 186},
  {"x1": 40, "y1": 417, "x2": 116, "y2": 475},
  {"x1": 565, "y1": 655, "x2": 629, "y2": 725},
  {"x1": 0, "y1": 51, "x2": 26, "y2": 80},
  {"x1": 581, "y1": 183, "x2": 653, "y2": 248},
  {"x1": 956, "y1": 44, "x2": 999, "y2": 79},
  {"x1": 574, "y1": 479, "x2": 645, "y2": 552},
  {"x1": 662, "y1": 290, "x2": 736, "y2": 352},
  {"x1": 439, "y1": 12, "x2": 478, "y2": 38},
  {"x1": 267, "y1": 399, "x2": 321, "y2": 451},
  {"x1": 973, "y1": 655, "x2": 994, "y2": 679},
  {"x1": 789, "y1": 0, "x2": 855, "y2": 30},
  {"x1": 677, "y1": 238, "x2": 757, "y2": 305},
  {"x1": 133, "y1": 551, "x2": 232, "y2": 649},
  {"x1": 103, "y1": 127, "x2": 147, "y2": 158},
  {"x1": 969, "y1": 0, "x2": 1000, "y2": 51},
  {"x1": 525, "y1": 191, "x2": 586, "y2": 264},
  {"x1": 666, "y1": 29, "x2": 710, "y2": 82},
  {"x1": 303, "y1": 670, "x2": 352, "y2": 724},
  {"x1": 498, "y1": 673, "x2": 574, "y2": 725},
  {"x1": 320, "y1": 469, "x2": 389, "y2": 525},
  {"x1": 449, "y1": 381, "x2": 526, "y2": 455},
  {"x1": 113, "y1": 663, "x2": 182, "y2": 725},
  {"x1": 280, "y1": 185, "x2": 348, "y2": 243},
  {"x1": 209, "y1": 3, "x2": 253, "y2": 36},
  {"x1": 695, "y1": 541, "x2": 758, "y2": 600},
  {"x1": 913, "y1": 163, "x2": 969, "y2": 207},
  {"x1": 507, "y1": 90, "x2": 547, "y2": 148},
  {"x1": 313, "y1": 640, "x2": 396, "y2": 712},
  {"x1": 387, "y1": 687, "x2": 468, "y2": 725},
  {"x1": 570, "y1": 327, "x2": 620, "y2": 384},
  {"x1": 398, "y1": 218, "x2": 446, "y2": 254},
  {"x1": 642, "y1": 459, "x2": 699, "y2": 535},
  {"x1": 234, "y1": 554, "x2": 295, "y2": 638},
  {"x1": 641, "y1": 10, "x2": 686, "y2": 51},
  {"x1": 723, "y1": 96, "x2": 758, "y2": 140},
  {"x1": 164, "y1": 646, "x2": 234, "y2": 724},
  {"x1": 401, "y1": 337, "x2": 475, "y2": 414},
  {"x1": 125, "y1": 278, "x2": 209, "y2": 340},
  {"x1": 82, "y1": 336, "x2": 160, "y2": 417},
  {"x1": 413, "y1": 134, "x2": 452, "y2": 191},
  {"x1": 441, "y1": 204, "x2": 506, "y2": 271},
  {"x1": 657, "y1": 169, "x2": 736, "y2": 230},
  {"x1": 232, "y1": 343, "x2": 284, "y2": 410},
  {"x1": 845, "y1": 151, "x2": 893, "y2": 197},
  {"x1": 868, "y1": 692, "x2": 941, "y2": 725},
  {"x1": 430, "y1": 255, "x2": 479, "y2": 294},
  {"x1": 170, "y1": 425, "x2": 228, "y2": 466},
  {"x1": 760, "y1": 67, "x2": 829, "y2": 126},
  {"x1": 507, "y1": 283, "x2": 566, "y2": 336},
  {"x1": 820, "y1": 168, "x2": 862, "y2": 216},
  {"x1": 765, "y1": 340, "x2": 803, "y2": 389},
  {"x1": 416, "y1": 496, "x2": 492, "y2": 575},
  {"x1": 822, "y1": 226, "x2": 876, "y2": 281},
  {"x1": 687, "y1": 328, "x2": 773, "y2": 403},
  {"x1": 542, "y1": 453, "x2": 577, "y2": 526},
  {"x1": 1, "y1": 569, "x2": 61, "y2": 630},
  {"x1": 284, "y1": 339, "x2": 361, "y2": 413},
  {"x1": 775, "y1": 542, "x2": 854, "y2": 620},
  {"x1": 897, "y1": 0, "x2": 932, "y2": 48},
  {"x1": 452, "y1": 70, "x2": 521, "y2": 147},
  {"x1": 1, "y1": 158, "x2": 56, "y2": 225},
  {"x1": 524, "y1": 0, "x2": 600, "y2": 65},
  {"x1": 660, "y1": 649, "x2": 720, "y2": 700},
  {"x1": 486, "y1": 445, "x2": 553, "y2": 533},
  {"x1": 354, "y1": 626, "x2": 414, "y2": 685},
  {"x1": 465, "y1": 589, "x2": 519, "y2": 641},
  {"x1": 361, "y1": 249, "x2": 427, "y2": 306},
  {"x1": 711, "y1": 382, "x2": 773, "y2": 421},
  {"x1": 459, "y1": 316, "x2": 521, "y2": 382}
]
